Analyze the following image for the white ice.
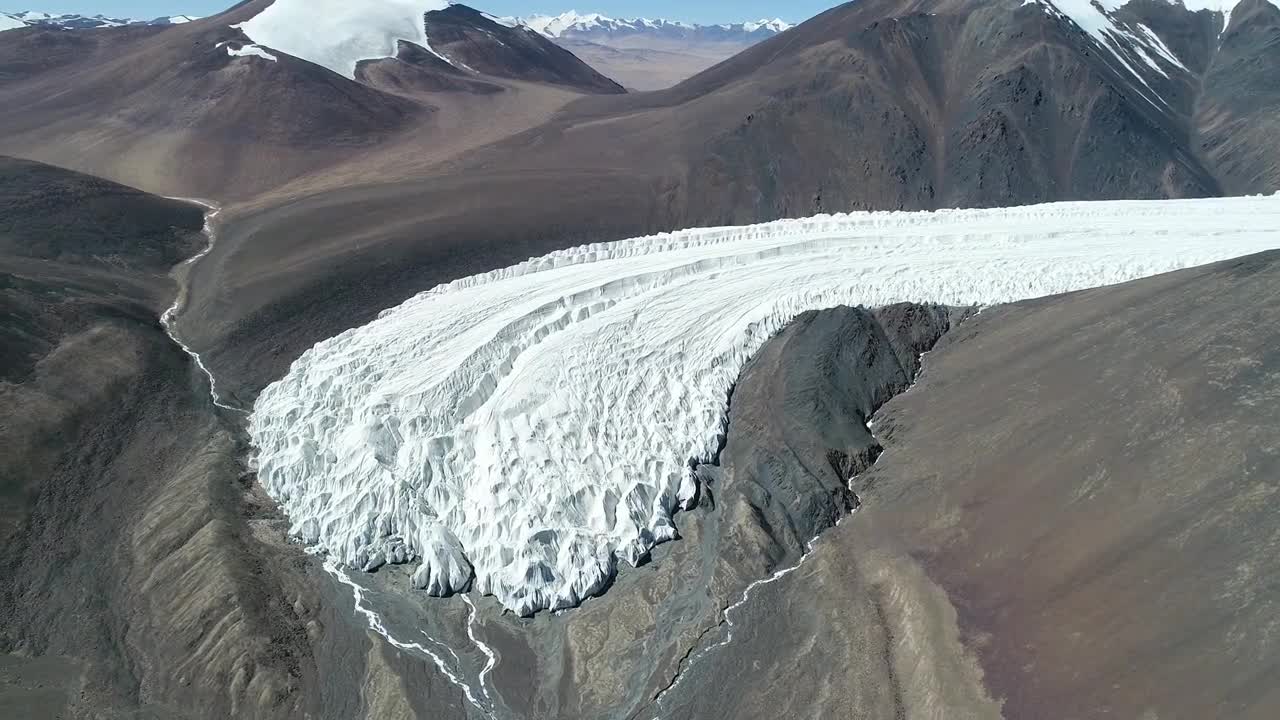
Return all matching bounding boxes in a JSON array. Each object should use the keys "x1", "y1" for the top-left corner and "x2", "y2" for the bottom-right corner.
[
  {"x1": 226, "y1": 43, "x2": 278, "y2": 62},
  {"x1": 250, "y1": 196, "x2": 1280, "y2": 617},
  {"x1": 234, "y1": 0, "x2": 448, "y2": 79}
]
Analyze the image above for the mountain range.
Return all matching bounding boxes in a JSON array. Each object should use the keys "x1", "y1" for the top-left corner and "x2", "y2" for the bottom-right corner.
[
  {"x1": 0, "y1": 6, "x2": 790, "y2": 89},
  {"x1": 507, "y1": 10, "x2": 792, "y2": 41},
  {"x1": 0, "y1": 9, "x2": 199, "y2": 28},
  {"x1": 501, "y1": 10, "x2": 793, "y2": 88}
]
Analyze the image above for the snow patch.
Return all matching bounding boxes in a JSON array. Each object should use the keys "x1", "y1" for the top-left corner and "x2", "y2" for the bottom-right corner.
[
  {"x1": 1028, "y1": 0, "x2": 1191, "y2": 107},
  {"x1": 234, "y1": 0, "x2": 449, "y2": 79},
  {"x1": 226, "y1": 43, "x2": 278, "y2": 62},
  {"x1": 1135, "y1": 21, "x2": 1188, "y2": 71},
  {"x1": 249, "y1": 196, "x2": 1280, "y2": 617},
  {"x1": 0, "y1": 13, "x2": 25, "y2": 31}
]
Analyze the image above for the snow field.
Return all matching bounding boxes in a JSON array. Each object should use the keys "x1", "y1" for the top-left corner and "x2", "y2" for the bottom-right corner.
[{"x1": 234, "y1": 0, "x2": 449, "y2": 79}]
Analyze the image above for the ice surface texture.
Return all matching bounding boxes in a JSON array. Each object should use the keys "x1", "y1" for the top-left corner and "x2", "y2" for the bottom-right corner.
[
  {"x1": 235, "y1": 0, "x2": 448, "y2": 79},
  {"x1": 250, "y1": 197, "x2": 1280, "y2": 616}
]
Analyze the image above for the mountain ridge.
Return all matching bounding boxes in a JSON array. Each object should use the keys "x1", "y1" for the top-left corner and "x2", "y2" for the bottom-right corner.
[{"x1": 0, "y1": 9, "x2": 199, "y2": 29}]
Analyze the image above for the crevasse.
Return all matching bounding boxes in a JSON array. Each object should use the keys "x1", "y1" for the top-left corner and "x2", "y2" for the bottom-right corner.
[{"x1": 249, "y1": 196, "x2": 1280, "y2": 616}]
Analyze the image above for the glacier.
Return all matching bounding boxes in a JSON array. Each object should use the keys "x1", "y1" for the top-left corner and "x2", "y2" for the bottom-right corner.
[
  {"x1": 234, "y1": 0, "x2": 449, "y2": 79},
  {"x1": 250, "y1": 196, "x2": 1280, "y2": 617}
]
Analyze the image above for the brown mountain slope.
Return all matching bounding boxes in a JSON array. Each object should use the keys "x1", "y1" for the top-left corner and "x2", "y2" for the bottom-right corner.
[
  {"x1": 1192, "y1": 0, "x2": 1280, "y2": 193},
  {"x1": 0, "y1": 1, "x2": 623, "y2": 202},
  {"x1": 834, "y1": 250, "x2": 1280, "y2": 720},
  {"x1": 0, "y1": 5, "x2": 422, "y2": 200}
]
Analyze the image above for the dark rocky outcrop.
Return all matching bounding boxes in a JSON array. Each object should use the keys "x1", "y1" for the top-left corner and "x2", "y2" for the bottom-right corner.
[
  {"x1": 425, "y1": 5, "x2": 626, "y2": 94},
  {"x1": 700, "y1": 303, "x2": 970, "y2": 561}
]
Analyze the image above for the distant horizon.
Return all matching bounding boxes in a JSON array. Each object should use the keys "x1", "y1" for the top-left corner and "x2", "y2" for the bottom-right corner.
[{"x1": 2, "y1": 1, "x2": 834, "y2": 26}]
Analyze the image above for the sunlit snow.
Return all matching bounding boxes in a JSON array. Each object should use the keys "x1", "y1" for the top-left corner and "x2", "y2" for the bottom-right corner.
[
  {"x1": 225, "y1": 43, "x2": 278, "y2": 62},
  {"x1": 250, "y1": 196, "x2": 1280, "y2": 616},
  {"x1": 1027, "y1": 0, "x2": 1279, "y2": 85},
  {"x1": 0, "y1": 13, "x2": 26, "y2": 31},
  {"x1": 234, "y1": 0, "x2": 448, "y2": 79}
]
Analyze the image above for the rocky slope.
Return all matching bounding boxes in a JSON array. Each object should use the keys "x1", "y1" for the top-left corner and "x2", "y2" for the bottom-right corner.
[
  {"x1": 829, "y1": 249, "x2": 1280, "y2": 720},
  {"x1": 0, "y1": 156, "x2": 485, "y2": 720}
]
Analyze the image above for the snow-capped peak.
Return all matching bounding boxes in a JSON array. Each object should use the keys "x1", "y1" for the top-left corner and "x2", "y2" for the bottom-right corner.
[
  {"x1": 506, "y1": 10, "x2": 792, "y2": 40},
  {"x1": 743, "y1": 18, "x2": 791, "y2": 33},
  {"x1": 516, "y1": 10, "x2": 610, "y2": 37},
  {"x1": 234, "y1": 0, "x2": 452, "y2": 79}
]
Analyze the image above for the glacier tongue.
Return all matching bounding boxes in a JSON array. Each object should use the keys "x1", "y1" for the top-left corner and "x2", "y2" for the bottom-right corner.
[{"x1": 249, "y1": 196, "x2": 1280, "y2": 616}]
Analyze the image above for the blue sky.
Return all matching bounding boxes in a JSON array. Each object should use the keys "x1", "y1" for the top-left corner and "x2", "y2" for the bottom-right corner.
[{"x1": 8, "y1": 1, "x2": 834, "y2": 25}]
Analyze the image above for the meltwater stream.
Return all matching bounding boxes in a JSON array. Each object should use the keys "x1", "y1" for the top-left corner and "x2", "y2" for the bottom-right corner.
[
  {"x1": 158, "y1": 199, "x2": 499, "y2": 717},
  {"x1": 647, "y1": 347, "x2": 935, "y2": 717},
  {"x1": 158, "y1": 197, "x2": 245, "y2": 415}
]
